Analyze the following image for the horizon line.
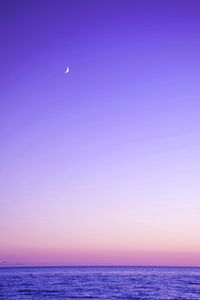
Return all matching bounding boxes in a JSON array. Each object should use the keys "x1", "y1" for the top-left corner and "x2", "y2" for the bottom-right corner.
[{"x1": 1, "y1": 264, "x2": 200, "y2": 268}]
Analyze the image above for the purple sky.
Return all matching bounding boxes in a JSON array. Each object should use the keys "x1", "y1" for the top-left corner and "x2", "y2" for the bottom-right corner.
[{"x1": 1, "y1": 1, "x2": 200, "y2": 266}]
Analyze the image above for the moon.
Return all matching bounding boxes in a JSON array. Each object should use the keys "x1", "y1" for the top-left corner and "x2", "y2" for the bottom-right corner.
[{"x1": 65, "y1": 67, "x2": 69, "y2": 74}]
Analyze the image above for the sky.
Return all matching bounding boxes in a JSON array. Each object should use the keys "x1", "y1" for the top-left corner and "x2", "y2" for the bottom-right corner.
[{"x1": 1, "y1": 0, "x2": 200, "y2": 266}]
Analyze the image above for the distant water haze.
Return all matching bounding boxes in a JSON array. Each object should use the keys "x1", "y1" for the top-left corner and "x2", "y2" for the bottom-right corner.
[{"x1": 1, "y1": 1, "x2": 200, "y2": 266}]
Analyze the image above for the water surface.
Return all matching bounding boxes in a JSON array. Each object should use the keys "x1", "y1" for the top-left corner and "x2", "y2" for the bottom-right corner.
[{"x1": 0, "y1": 266, "x2": 200, "y2": 299}]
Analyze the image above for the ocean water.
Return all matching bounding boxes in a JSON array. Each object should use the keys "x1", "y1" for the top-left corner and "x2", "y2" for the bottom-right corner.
[{"x1": 0, "y1": 266, "x2": 200, "y2": 299}]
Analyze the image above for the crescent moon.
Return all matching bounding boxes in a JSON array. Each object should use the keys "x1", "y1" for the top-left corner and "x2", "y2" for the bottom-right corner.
[{"x1": 65, "y1": 67, "x2": 69, "y2": 74}]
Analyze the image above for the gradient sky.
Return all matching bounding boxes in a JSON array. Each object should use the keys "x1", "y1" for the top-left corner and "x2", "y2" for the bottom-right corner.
[{"x1": 1, "y1": 0, "x2": 200, "y2": 266}]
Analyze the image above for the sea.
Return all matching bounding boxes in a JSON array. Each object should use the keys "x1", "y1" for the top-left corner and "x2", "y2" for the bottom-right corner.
[{"x1": 0, "y1": 266, "x2": 200, "y2": 299}]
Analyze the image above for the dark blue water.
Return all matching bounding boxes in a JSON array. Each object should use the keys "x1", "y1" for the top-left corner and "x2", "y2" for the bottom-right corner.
[{"x1": 0, "y1": 266, "x2": 200, "y2": 299}]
